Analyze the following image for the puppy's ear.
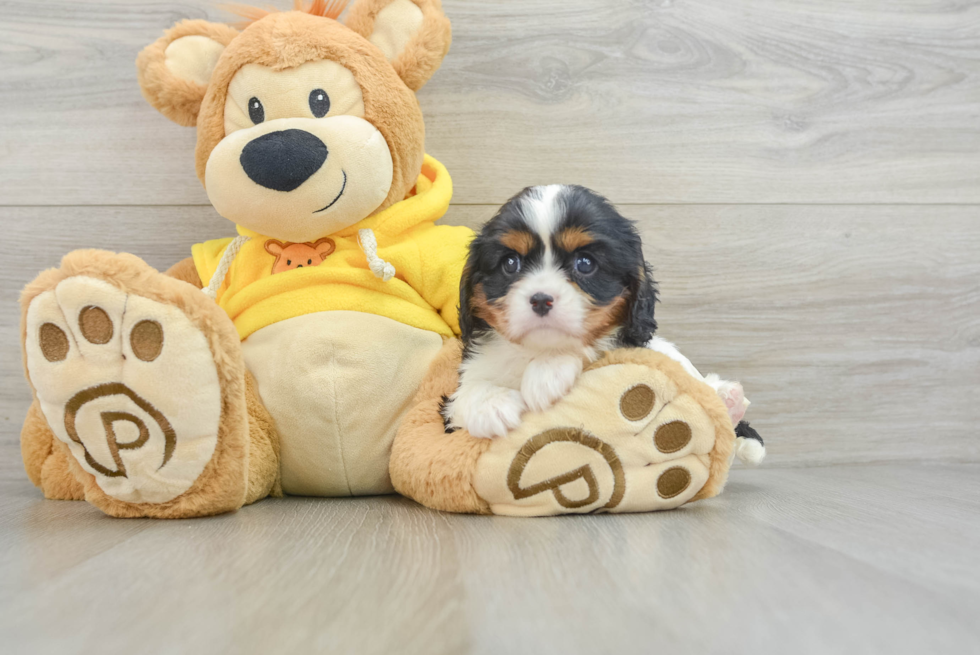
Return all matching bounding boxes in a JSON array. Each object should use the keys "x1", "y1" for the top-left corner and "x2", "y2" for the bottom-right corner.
[
  {"x1": 457, "y1": 254, "x2": 493, "y2": 346},
  {"x1": 345, "y1": 0, "x2": 451, "y2": 91},
  {"x1": 136, "y1": 20, "x2": 239, "y2": 126},
  {"x1": 619, "y1": 263, "x2": 658, "y2": 347},
  {"x1": 457, "y1": 262, "x2": 476, "y2": 345}
]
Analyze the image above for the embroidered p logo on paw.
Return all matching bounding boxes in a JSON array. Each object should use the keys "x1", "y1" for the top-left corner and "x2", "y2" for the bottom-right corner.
[
  {"x1": 64, "y1": 383, "x2": 176, "y2": 479},
  {"x1": 506, "y1": 428, "x2": 626, "y2": 510},
  {"x1": 24, "y1": 276, "x2": 223, "y2": 504}
]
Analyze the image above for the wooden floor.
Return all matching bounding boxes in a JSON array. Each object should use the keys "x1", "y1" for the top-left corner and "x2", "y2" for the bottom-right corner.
[
  {"x1": 1, "y1": 463, "x2": 978, "y2": 654},
  {"x1": 1, "y1": 1, "x2": 979, "y2": 653}
]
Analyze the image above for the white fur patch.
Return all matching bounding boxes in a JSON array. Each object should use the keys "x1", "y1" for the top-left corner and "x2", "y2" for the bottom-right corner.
[
  {"x1": 448, "y1": 330, "x2": 591, "y2": 437},
  {"x1": 736, "y1": 437, "x2": 766, "y2": 465},
  {"x1": 646, "y1": 336, "x2": 704, "y2": 381},
  {"x1": 503, "y1": 266, "x2": 586, "y2": 342},
  {"x1": 519, "y1": 184, "x2": 565, "y2": 249}
]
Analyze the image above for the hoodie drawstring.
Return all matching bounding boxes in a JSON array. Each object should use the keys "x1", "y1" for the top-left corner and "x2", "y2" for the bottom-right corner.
[
  {"x1": 358, "y1": 228, "x2": 396, "y2": 281},
  {"x1": 203, "y1": 235, "x2": 250, "y2": 300}
]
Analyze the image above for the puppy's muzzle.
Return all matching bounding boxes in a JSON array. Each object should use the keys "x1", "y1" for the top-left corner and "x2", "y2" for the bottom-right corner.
[
  {"x1": 530, "y1": 293, "x2": 554, "y2": 317},
  {"x1": 239, "y1": 129, "x2": 328, "y2": 192}
]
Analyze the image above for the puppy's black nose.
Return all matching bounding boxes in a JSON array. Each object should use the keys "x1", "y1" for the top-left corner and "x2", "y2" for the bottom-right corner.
[
  {"x1": 240, "y1": 129, "x2": 327, "y2": 192},
  {"x1": 530, "y1": 293, "x2": 554, "y2": 316}
]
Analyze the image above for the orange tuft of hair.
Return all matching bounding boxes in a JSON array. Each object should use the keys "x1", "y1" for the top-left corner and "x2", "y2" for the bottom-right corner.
[{"x1": 220, "y1": 0, "x2": 349, "y2": 28}]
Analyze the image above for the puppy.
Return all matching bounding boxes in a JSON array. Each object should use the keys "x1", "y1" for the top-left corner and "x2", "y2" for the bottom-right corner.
[{"x1": 443, "y1": 185, "x2": 764, "y2": 464}]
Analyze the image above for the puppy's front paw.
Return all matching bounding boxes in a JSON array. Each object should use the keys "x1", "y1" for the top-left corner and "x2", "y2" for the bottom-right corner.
[
  {"x1": 448, "y1": 383, "x2": 527, "y2": 439},
  {"x1": 466, "y1": 388, "x2": 527, "y2": 439},
  {"x1": 521, "y1": 355, "x2": 583, "y2": 413}
]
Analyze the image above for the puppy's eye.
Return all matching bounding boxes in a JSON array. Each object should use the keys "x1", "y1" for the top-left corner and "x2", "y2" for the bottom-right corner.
[
  {"x1": 501, "y1": 254, "x2": 521, "y2": 275},
  {"x1": 574, "y1": 255, "x2": 597, "y2": 276},
  {"x1": 248, "y1": 97, "x2": 265, "y2": 124},
  {"x1": 309, "y1": 89, "x2": 330, "y2": 118}
]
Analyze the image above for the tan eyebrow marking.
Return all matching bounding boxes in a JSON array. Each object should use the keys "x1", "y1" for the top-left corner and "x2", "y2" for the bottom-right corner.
[
  {"x1": 500, "y1": 230, "x2": 536, "y2": 255},
  {"x1": 554, "y1": 226, "x2": 594, "y2": 252}
]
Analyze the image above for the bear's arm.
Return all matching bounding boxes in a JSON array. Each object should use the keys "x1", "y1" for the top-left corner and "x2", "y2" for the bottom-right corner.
[{"x1": 166, "y1": 257, "x2": 204, "y2": 289}]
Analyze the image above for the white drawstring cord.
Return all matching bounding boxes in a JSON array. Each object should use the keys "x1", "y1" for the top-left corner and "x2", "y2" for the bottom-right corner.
[
  {"x1": 202, "y1": 235, "x2": 250, "y2": 300},
  {"x1": 357, "y1": 228, "x2": 396, "y2": 281}
]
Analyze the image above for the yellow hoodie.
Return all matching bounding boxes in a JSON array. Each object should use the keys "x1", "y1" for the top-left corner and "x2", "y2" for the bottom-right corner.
[{"x1": 192, "y1": 156, "x2": 472, "y2": 340}]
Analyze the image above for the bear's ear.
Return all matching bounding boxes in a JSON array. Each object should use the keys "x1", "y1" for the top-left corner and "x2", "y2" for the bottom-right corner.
[
  {"x1": 264, "y1": 239, "x2": 285, "y2": 256},
  {"x1": 136, "y1": 19, "x2": 239, "y2": 126},
  {"x1": 345, "y1": 0, "x2": 451, "y2": 91}
]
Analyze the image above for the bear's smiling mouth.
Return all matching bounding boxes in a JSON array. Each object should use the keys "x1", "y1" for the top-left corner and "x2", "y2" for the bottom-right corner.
[{"x1": 313, "y1": 170, "x2": 347, "y2": 213}]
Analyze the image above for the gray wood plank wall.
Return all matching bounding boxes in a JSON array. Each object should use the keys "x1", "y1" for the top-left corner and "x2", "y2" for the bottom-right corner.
[{"x1": 1, "y1": 1, "x2": 978, "y2": 472}]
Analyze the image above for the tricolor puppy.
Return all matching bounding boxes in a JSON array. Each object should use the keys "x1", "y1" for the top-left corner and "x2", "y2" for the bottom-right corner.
[
  {"x1": 443, "y1": 185, "x2": 765, "y2": 464},
  {"x1": 444, "y1": 183, "x2": 655, "y2": 434}
]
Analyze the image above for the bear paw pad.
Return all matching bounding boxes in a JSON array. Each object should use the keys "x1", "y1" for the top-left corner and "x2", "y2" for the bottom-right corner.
[
  {"x1": 473, "y1": 353, "x2": 732, "y2": 516},
  {"x1": 24, "y1": 276, "x2": 222, "y2": 504}
]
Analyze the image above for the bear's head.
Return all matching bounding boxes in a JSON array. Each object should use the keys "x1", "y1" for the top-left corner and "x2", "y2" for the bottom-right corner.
[{"x1": 137, "y1": 0, "x2": 451, "y2": 242}]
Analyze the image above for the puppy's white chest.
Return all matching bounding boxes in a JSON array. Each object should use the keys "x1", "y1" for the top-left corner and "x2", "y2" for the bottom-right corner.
[{"x1": 474, "y1": 336, "x2": 589, "y2": 391}]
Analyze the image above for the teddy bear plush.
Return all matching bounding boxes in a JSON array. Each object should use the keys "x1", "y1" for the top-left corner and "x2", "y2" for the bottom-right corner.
[{"x1": 18, "y1": 0, "x2": 737, "y2": 518}]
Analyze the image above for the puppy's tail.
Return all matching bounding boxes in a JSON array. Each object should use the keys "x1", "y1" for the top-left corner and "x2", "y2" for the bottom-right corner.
[{"x1": 734, "y1": 421, "x2": 766, "y2": 466}]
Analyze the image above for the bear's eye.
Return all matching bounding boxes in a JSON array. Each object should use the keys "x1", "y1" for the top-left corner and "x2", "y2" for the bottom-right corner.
[
  {"x1": 307, "y1": 259, "x2": 312, "y2": 265},
  {"x1": 286, "y1": 259, "x2": 291, "y2": 266},
  {"x1": 309, "y1": 89, "x2": 330, "y2": 118},
  {"x1": 248, "y1": 97, "x2": 265, "y2": 124}
]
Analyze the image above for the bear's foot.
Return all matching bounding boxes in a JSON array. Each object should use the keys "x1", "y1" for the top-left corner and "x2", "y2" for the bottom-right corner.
[
  {"x1": 21, "y1": 252, "x2": 253, "y2": 517},
  {"x1": 472, "y1": 349, "x2": 736, "y2": 516}
]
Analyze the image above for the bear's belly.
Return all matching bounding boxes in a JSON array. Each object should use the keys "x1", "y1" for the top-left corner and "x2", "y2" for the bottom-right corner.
[{"x1": 241, "y1": 311, "x2": 445, "y2": 496}]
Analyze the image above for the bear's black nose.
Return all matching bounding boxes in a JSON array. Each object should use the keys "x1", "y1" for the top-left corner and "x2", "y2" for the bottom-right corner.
[{"x1": 240, "y1": 129, "x2": 327, "y2": 192}]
